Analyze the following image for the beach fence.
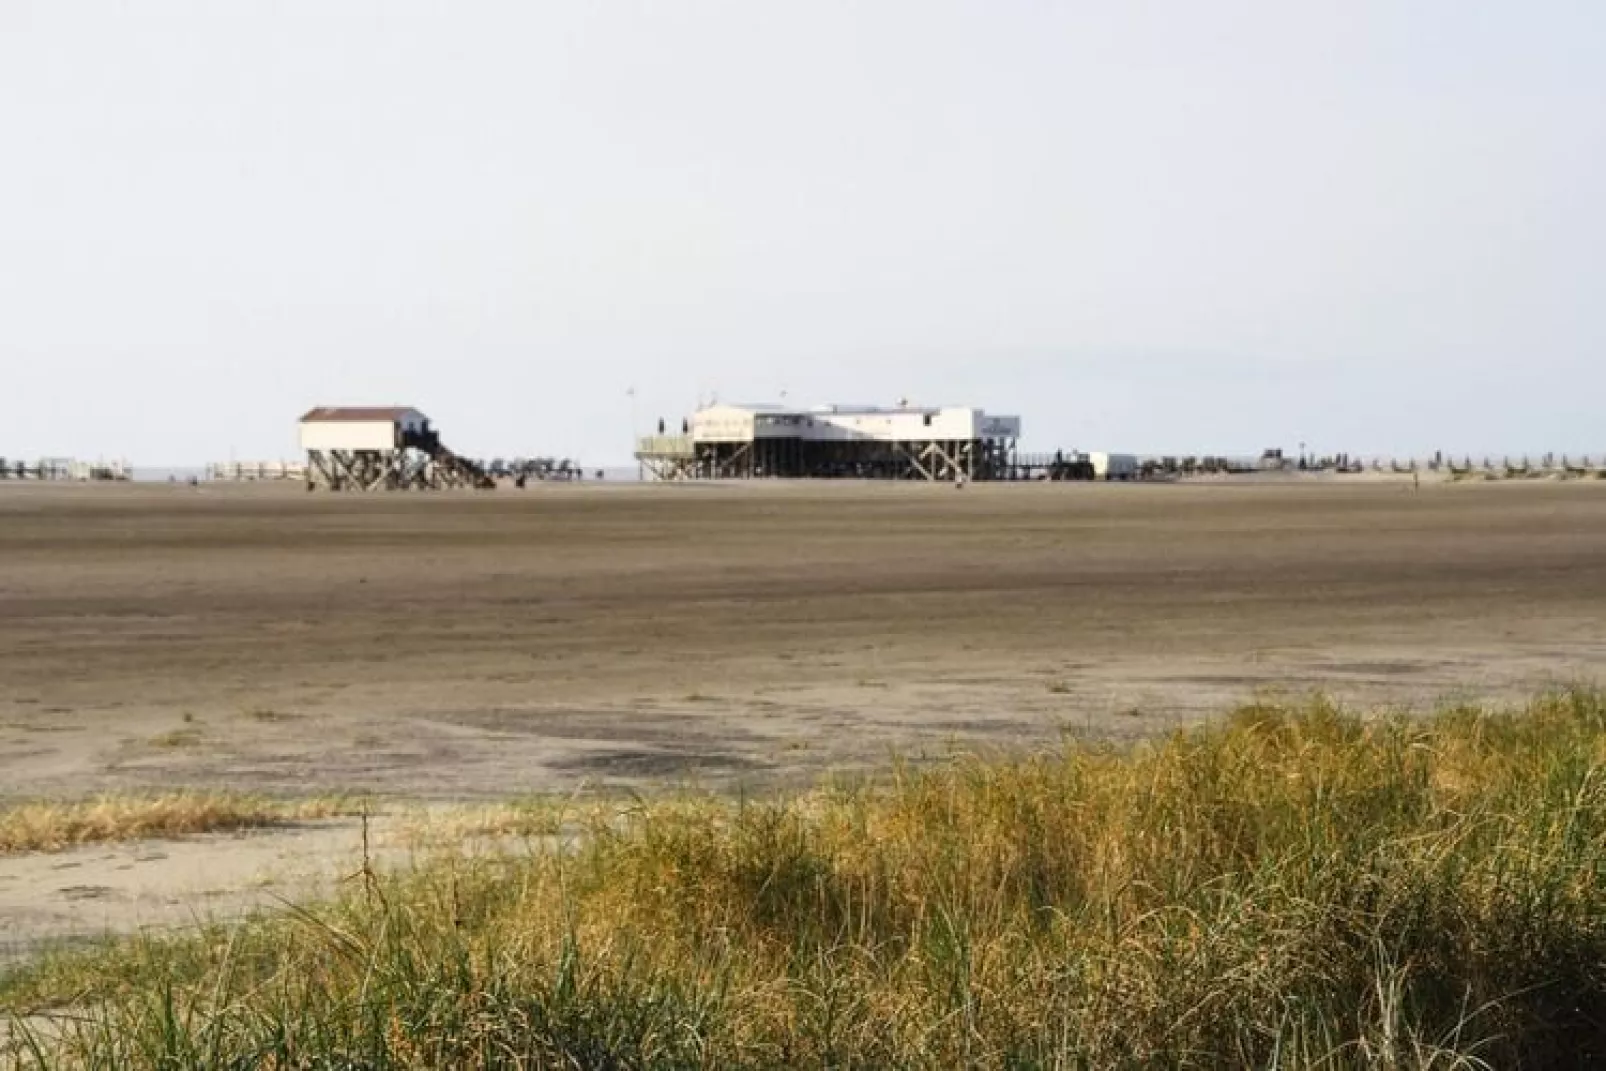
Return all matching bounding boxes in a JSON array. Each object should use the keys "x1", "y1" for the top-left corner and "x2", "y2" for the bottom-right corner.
[
  {"x1": 0, "y1": 458, "x2": 131, "y2": 481},
  {"x1": 1369, "y1": 453, "x2": 1605, "y2": 479},
  {"x1": 206, "y1": 460, "x2": 309, "y2": 482}
]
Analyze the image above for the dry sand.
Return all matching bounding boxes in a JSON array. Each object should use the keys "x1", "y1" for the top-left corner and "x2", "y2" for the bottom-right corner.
[
  {"x1": 0, "y1": 814, "x2": 399, "y2": 966},
  {"x1": 2, "y1": 477, "x2": 1604, "y2": 954}
]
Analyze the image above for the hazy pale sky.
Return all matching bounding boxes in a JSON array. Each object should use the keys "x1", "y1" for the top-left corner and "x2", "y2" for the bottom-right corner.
[{"x1": 2, "y1": 2, "x2": 1602, "y2": 464}]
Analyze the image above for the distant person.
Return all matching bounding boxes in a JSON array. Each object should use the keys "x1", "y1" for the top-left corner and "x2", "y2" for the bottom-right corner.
[
  {"x1": 658, "y1": 418, "x2": 666, "y2": 435},
  {"x1": 682, "y1": 418, "x2": 689, "y2": 434}
]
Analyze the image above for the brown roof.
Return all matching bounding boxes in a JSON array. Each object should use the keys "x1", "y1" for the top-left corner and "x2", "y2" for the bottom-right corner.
[{"x1": 299, "y1": 407, "x2": 422, "y2": 423}]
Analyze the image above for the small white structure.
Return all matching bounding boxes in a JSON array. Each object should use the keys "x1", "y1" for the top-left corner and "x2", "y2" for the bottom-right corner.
[
  {"x1": 64, "y1": 459, "x2": 132, "y2": 482},
  {"x1": 1086, "y1": 452, "x2": 1140, "y2": 481},
  {"x1": 297, "y1": 407, "x2": 490, "y2": 491},
  {"x1": 299, "y1": 407, "x2": 431, "y2": 453}
]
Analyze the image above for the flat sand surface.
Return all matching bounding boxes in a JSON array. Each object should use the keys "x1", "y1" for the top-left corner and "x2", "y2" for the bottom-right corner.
[
  {"x1": 3, "y1": 478, "x2": 1604, "y2": 801},
  {"x1": 3, "y1": 477, "x2": 1606, "y2": 956}
]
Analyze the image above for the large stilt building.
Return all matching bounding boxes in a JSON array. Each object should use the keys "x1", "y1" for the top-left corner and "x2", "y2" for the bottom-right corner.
[
  {"x1": 299, "y1": 407, "x2": 492, "y2": 490},
  {"x1": 635, "y1": 402, "x2": 1022, "y2": 482}
]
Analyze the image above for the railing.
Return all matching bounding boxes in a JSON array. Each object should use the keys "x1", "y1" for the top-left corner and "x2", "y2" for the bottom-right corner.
[
  {"x1": 635, "y1": 435, "x2": 695, "y2": 459},
  {"x1": 206, "y1": 461, "x2": 307, "y2": 482}
]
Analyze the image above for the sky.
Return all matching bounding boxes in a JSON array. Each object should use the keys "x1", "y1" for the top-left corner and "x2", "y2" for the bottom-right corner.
[{"x1": 2, "y1": 2, "x2": 1602, "y2": 465}]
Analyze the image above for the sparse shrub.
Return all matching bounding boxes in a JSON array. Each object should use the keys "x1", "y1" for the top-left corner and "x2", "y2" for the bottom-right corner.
[
  {"x1": 147, "y1": 729, "x2": 202, "y2": 749},
  {"x1": 0, "y1": 794, "x2": 350, "y2": 854}
]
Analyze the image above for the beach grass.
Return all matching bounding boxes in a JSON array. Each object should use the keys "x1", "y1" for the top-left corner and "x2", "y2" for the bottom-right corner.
[{"x1": 5, "y1": 689, "x2": 1606, "y2": 1067}]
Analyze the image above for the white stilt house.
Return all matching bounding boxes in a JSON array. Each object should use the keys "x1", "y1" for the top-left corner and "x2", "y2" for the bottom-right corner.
[
  {"x1": 298, "y1": 407, "x2": 492, "y2": 490},
  {"x1": 635, "y1": 402, "x2": 1022, "y2": 481}
]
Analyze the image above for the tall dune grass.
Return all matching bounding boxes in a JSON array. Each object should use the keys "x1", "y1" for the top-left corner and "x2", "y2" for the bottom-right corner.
[{"x1": 6, "y1": 690, "x2": 1606, "y2": 1068}]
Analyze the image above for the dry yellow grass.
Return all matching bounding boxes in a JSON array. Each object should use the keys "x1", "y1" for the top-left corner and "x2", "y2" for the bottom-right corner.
[
  {"x1": 6, "y1": 691, "x2": 1606, "y2": 1068},
  {"x1": 384, "y1": 801, "x2": 568, "y2": 853},
  {"x1": 0, "y1": 793, "x2": 351, "y2": 855}
]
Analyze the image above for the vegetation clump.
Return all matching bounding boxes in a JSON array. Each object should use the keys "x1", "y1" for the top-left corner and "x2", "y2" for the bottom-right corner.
[
  {"x1": 0, "y1": 793, "x2": 348, "y2": 855},
  {"x1": 6, "y1": 690, "x2": 1606, "y2": 1068}
]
